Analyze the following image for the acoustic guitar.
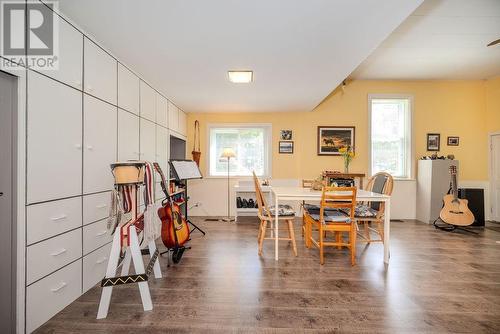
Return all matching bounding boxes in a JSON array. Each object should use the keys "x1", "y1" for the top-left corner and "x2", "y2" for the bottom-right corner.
[
  {"x1": 152, "y1": 163, "x2": 190, "y2": 261},
  {"x1": 439, "y1": 165, "x2": 474, "y2": 226}
]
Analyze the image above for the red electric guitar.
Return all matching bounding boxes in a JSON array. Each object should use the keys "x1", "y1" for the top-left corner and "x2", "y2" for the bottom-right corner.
[{"x1": 153, "y1": 163, "x2": 190, "y2": 263}]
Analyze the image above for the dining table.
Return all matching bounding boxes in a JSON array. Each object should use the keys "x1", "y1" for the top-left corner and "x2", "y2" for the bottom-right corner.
[{"x1": 271, "y1": 186, "x2": 391, "y2": 263}]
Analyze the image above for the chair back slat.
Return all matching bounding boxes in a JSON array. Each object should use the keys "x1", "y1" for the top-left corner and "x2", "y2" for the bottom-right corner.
[
  {"x1": 366, "y1": 172, "x2": 393, "y2": 213},
  {"x1": 320, "y1": 186, "x2": 357, "y2": 221},
  {"x1": 253, "y1": 172, "x2": 271, "y2": 220}
]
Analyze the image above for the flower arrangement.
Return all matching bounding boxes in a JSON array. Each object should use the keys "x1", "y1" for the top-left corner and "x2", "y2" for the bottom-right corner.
[{"x1": 338, "y1": 146, "x2": 354, "y2": 173}]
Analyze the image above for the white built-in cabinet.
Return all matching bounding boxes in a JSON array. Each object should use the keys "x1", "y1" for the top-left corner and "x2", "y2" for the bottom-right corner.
[
  {"x1": 118, "y1": 109, "x2": 140, "y2": 161},
  {"x1": 27, "y1": 71, "x2": 82, "y2": 204},
  {"x1": 168, "y1": 101, "x2": 179, "y2": 133},
  {"x1": 38, "y1": 10, "x2": 83, "y2": 89},
  {"x1": 140, "y1": 81, "x2": 156, "y2": 122},
  {"x1": 84, "y1": 38, "x2": 117, "y2": 104},
  {"x1": 156, "y1": 126, "x2": 169, "y2": 175},
  {"x1": 24, "y1": 6, "x2": 187, "y2": 333},
  {"x1": 156, "y1": 93, "x2": 168, "y2": 128},
  {"x1": 117, "y1": 64, "x2": 140, "y2": 115},
  {"x1": 167, "y1": 100, "x2": 187, "y2": 136},
  {"x1": 140, "y1": 119, "x2": 156, "y2": 162},
  {"x1": 178, "y1": 109, "x2": 187, "y2": 135},
  {"x1": 83, "y1": 95, "x2": 117, "y2": 194}
]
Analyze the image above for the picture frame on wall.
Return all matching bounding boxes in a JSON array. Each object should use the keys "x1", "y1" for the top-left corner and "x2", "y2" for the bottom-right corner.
[
  {"x1": 427, "y1": 133, "x2": 441, "y2": 151},
  {"x1": 279, "y1": 141, "x2": 294, "y2": 154},
  {"x1": 280, "y1": 130, "x2": 292, "y2": 140},
  {"x1": 317, "y1": 126, "x2": 355, "y2": 156},
  {"x1": 447, "y1": 136, "x2": 459, "y2": 146}
]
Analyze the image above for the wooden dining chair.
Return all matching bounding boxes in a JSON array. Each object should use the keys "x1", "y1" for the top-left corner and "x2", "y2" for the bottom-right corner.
[
  {"x1": 301, "y1": 179, "x2": 315, "y2": 236},
  {"x1": 354, "y1": 172, "x2": 393, "y2": 243},
  {"x1": 304, "y1": 186, "x2": 357, "y2": 265},
  {"x1": 253, "y1": 172, "x2": 297, "y2": 257}
]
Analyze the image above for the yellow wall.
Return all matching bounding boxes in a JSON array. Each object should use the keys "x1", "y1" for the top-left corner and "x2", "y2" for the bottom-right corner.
[
  {"x1": 486, "y1": 76, "x2": 500, "y2": 134},
  {"x1": 187, "y1": 79, "x2": 492, "y2": 181}
]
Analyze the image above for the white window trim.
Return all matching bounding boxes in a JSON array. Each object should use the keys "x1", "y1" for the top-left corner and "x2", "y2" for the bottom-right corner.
[
  {"x1": 368, "y1": 94, "x2": 415, "y2": 180},
  {"x1": 206, "y1": 123, "x2": 273, "y2": 178}
]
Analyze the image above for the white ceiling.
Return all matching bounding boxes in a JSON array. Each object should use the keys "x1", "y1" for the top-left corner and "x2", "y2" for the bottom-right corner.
[
  {"x1": 57, "y1": 0, "x2": 422, "y2": 113},
  {"x1": 352, "y1": 0, "x2": 500, "y2": 80}
]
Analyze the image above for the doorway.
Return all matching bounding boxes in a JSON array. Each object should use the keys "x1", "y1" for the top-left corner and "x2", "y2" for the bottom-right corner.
[
  {"x1": 0, "y1": 70, "x2": 17, "y2": 333},
  {"x1": 490, "y1": 133, "x2": 500, "y2": 222}
]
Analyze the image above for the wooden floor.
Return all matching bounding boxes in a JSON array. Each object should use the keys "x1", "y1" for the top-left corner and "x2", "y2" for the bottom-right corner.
[{"x1": 36, "y1": 218, "x2": 500, "y2": 333}]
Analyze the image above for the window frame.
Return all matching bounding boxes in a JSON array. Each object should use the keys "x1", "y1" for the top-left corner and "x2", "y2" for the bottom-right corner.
[
  {"x1": 368, "y1": 94, "x2": 414, "y2": 180},
  {"x1": 206, "y1": 123, "x2": 273, "y2": 178}
]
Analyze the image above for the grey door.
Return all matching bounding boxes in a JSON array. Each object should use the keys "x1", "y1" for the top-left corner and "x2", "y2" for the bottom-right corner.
[{"x1": 0, "y1": 70, "x2": 17, "y2": 334}]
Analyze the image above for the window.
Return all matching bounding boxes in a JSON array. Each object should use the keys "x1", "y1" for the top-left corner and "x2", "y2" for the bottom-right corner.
[
  {"x1": 369, "y1": 95, "x2": 412, "y2": 179},
  {"x1": 208, "y1": 124, "x2": 272, "y2": 177}
]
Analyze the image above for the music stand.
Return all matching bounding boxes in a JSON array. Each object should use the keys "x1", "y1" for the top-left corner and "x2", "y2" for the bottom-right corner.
[{"x1": 169, "y1": 159, "x2": 206, "y2": 236}]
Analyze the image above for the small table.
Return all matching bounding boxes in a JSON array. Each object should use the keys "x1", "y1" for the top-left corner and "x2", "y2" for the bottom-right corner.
[{"x1": 271, "y1": 186, "x2": 391, "y2": 263}]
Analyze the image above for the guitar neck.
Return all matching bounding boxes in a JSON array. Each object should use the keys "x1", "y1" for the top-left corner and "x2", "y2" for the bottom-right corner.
[{"x1": 452, "y1": 173, "x2": 458, "y2": 199}]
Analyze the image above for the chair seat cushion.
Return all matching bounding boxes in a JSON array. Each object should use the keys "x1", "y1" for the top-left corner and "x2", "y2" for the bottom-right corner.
[
  {"x1": 342, "y1": 204, "x2": 378, "y2": 218},
  {"x1": 303, "y1": 203, "x2": 338, "y2": 214},
  {"x1": 307, "y1": 210, "x2": 351, "y2": 224},
  {"x1": 264, "y1": 204, "x2": 296, "y2": 217}
]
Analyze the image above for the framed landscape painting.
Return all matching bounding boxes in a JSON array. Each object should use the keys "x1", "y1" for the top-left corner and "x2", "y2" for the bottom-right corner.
[{"x1": 317, "y1": 126, "x2": 355, "y2": 155}]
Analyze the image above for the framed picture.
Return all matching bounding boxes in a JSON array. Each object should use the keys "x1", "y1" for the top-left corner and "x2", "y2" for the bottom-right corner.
[
  {"x1": 279, "y1": 141, "x2": 294, "y2": 154},
  {"x1": 447, "y1": 136, "x2": 459, "y2": 146},
  {"x1": 317, "y1": 126, "x2": 355, "y2": 156},
  {"x1": 280, "y1": 130, "x2": 292, "y2": 140},
  {"x1": 427, "y1": 133, "x2": 440, "y2": 151}
]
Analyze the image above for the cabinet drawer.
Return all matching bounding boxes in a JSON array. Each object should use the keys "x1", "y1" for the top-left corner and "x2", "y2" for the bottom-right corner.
[
  {"x1": 26, "y1": 260, "x2": 82, "y2": 333},
  {"x1": 27, "y1": 229, "x2": 82, "y2": 285},
  {"x1": 83, "y1": 243, "x2": 111, "y2": 293},
  {"x1": 83, "y1": 192, "x2": 110, "y2": 225},
  {"x1": 27, "y1": 197, "x2": 82, "y2": 245},
  {"x1": 83, "y1": 219, "x2": 112, "y2": 255}
]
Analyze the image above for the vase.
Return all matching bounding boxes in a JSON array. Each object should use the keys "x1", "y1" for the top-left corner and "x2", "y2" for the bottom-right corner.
[{"x1": 344, "y1": 160, "x2": 349, "y2": 174}]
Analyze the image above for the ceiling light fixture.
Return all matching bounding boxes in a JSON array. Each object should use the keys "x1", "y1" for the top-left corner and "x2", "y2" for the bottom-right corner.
[{"x1": 228, "y1": 70, "x2": 253, "y2": 83}]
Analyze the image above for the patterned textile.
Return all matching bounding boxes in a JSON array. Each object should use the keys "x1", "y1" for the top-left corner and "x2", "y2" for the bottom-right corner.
[
  {"x1": 264, "y1": 204, "x2": 296, "y2": 217},
  {"x1": 307, "y1": 210, "x2": 351, "y2": 224},
  {"x1": 342, "y1": 203, "x2": 378, "y2": 218},
  {"x1": 302, "y1": 203, "x2": 338, "y2": 214}
]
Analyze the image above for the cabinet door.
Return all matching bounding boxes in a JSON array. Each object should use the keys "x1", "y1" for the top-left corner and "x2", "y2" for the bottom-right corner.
[
  {"x1": 38, "y1": 11, "x2": 83, "y2": 89},
  {"x1": 156, "y1": 126, "x2": 169, "y2": 174},
  {"x1": 140, "y1": 81, "x2": 156, "y2": 122},
  {"x1": 84, "y1": 38, "x2": 117, "y2": 105},
  {"x1": 156, "y1": 93, "x2": 168, "y2": 127},
  {"x1": 117, "y1": 64, "x2": 139, "y2": 114},
  {"x1": 140, "y1": 119, "x2": 156, "y2": 162},
  {"x1": 27, "y1": 71, "x2": 82, "y2": 204},
  {"x1": 26, "y1": 260, "x2": 82, "y2": 333},
  {"x1": 168, "y1": 101, "x2": 179, "y2": 132},
  {"x1": 118, "y1": 109, "x2": 140, "y2": 161},
  {"x1": 178, "y1": 109, "x2": 187, "y2": 136},
  {"x1": 83, "y1": 95, "x2": 117, "y2": 194},
  {"x1": 83, "y1": 243, "x2": 111, "y2": 293}
]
